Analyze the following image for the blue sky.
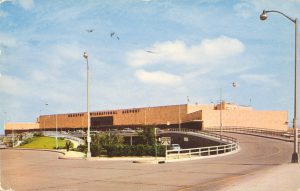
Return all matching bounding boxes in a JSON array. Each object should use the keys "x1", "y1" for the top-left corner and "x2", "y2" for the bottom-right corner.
[{"x1": 0, "y1": 0, "x2": 300, "y2": 133}]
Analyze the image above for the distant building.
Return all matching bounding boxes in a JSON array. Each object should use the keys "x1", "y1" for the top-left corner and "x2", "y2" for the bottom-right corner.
[{"x1": 4, "y1": 103, "x2": 288, "y2": 135}]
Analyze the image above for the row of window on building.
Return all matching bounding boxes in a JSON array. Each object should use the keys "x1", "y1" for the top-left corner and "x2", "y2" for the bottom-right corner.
[
  {"x1": 91, "y1": 111, "x2": 118, "y2": 116},
  {"x1": 122, "y1": 109, "x2": 140, "y2": 114},
  {"x1": 68, "y1": 113, "x2": 84, "y2": 118}
]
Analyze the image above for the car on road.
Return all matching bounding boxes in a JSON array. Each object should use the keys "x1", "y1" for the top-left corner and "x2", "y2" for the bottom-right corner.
[
  {"x1": 0, "y1": 143, "x2": 7, "y2": 149},
  {"x1": 170, "y1": 144, "x2": 181, "y2": 150}
]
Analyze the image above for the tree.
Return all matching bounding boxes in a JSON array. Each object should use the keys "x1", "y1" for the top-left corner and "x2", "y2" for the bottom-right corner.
[
  {"x1": 138, "y1": 127, "x2": 155, "y2": 146},
  {"x1": 90, "y1": 132, "x2": 124, "y2": 156}
]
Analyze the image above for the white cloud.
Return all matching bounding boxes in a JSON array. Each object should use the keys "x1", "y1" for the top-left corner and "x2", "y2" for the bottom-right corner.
[
  {"x1": 239, "y1": 74, "x2": 280, "y2": 87},
  {"x1": 249, "y1": 0, "x2": 300, "y2": 16},
  {"x1": 0, "y1": 0, "x2": 11, "y2": 4},
  {"x1": 234, "y1": 1, "x2": 255, "y2": 18},
  {"x1": 2, "y1": 0, "x2": 34, "y2": 10},
  {"x1": 127, "y1": 36, "x2": 245, "y2": 67},
  {"x1": 50, "y1": 43, "x2": 83, "y2": 64},
  {"x1": 17, "y1": 0, "x2": 34, "y2": 10},
  {"x1": 0, "y1": 74, "x2": 28, "y2": 96},
  {"x1": 30, "y1": 70, "x2": 48, "y2": 82},
  {"x1": 0, "y1": 11, "x2": 7, "y2": 18},
  {"x1": 135, "y1": 69, "x2": 182, "y2": 86},
  {"x1": 0, "y1": 33, "x2": 17, "y2": 47}
]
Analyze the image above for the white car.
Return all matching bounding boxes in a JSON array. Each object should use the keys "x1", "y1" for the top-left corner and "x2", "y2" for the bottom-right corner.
[
  {"x1": 170, "y1": 144, "x2": 181, "y2": 150},
  {"x1": 0, "y1": 143, "x2": 7, "y2": 149},
  {"x1": 122, "y1": 128, "x2": 135, "y2": 133}
]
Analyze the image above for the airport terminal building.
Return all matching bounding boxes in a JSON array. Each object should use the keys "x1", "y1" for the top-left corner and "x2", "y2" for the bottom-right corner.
[{"x1": 4, "y1": 102, "x2": 288, "y2": 134}]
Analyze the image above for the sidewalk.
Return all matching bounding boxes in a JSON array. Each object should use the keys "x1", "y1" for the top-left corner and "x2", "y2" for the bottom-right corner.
[
  {"x1": 59, "y1": 151, "x2": 165, "y2": 163},
  {"x1": 219, "y1": 163, "x2": 300, "y2": 191},
  {"x1": 60, "y1": 149, "x2": 239, "y2": 163},
  {"x1": 58, "y1": 150, "x2": 86, "y2": 159}
]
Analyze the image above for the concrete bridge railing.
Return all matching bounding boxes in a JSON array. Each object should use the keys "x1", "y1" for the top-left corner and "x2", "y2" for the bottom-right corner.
[
  {"x1": 204, "y1": 127, "x2": 296, "y2": 139},
  {"x1": 163, "y1": 128, "x2": 239, "y2": 161},
  {"x1": 43, "y1": 131, "x2": 85, "y2": 145}
]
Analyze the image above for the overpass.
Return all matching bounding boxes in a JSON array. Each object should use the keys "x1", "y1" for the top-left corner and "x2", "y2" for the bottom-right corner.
[{"x1": 0, "y1": 130, "x2": 297, "y2": 191}]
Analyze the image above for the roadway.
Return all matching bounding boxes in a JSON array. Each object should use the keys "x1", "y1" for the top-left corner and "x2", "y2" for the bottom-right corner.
[{"x1": 0, "y1": 133, "x2": 296, "y2": 191}]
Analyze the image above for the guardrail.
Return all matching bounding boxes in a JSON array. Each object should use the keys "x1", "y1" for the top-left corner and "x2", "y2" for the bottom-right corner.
[
  {"x1": 204, "y1": 127, "x2": 295, "y2": 139},
  {"x1": 43, "y1": 131, "x2": 85, "y2": 145},
  {"x1": 164, "y1": 129, "x2": 239, "y2": 161},
  {"x1": 164, "y1": 128, "x2": 237, "y2": 143}
]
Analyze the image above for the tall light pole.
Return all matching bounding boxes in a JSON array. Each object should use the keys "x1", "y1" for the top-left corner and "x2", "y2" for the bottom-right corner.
[
  {"x1": 3, "y1": 112, "x2": 7, "y2": 135},
  {"x1": 144, "y1": 106, "x2": 150, "y2": 127},
  {"x1": 144, "y1": 108, "x2": 147, "y2": 127},
  {"x1": 178, "y1": 105, "x2": 181, "y2": 131},
  {"x1": 45, "y1": 103, "x2": 58, "y2": 149},
  {"x1": 220, "y1": 88, "x2": 223, "y2": 141},
  {"x1": 260, "y1": 10, "x2": 298, "y2": 163},
  {"x1": 43, "y1": 103, "x2": 48, "y2": 133},
  {"x1": 55, "y1": 114, "x2": 58, "y2": 149},
  {"x1": 232, "y1": 82, "x2": 237, "y2": 104},
  {"x1": 83, "y1": 52, "x2": 91, "y2": 158},
  {"x1": 154, "y1": 127, "x2": 157, "y2": 161}
]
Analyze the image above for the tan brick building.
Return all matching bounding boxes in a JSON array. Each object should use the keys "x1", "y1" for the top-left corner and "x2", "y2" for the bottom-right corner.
[{"x1": 4, "y1": 103, "x2": 288, "y2": 134}]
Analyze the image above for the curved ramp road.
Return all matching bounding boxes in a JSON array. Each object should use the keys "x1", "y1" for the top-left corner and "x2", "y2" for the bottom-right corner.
[{"x1": 0, "y1": 133, "x2": 294, "y2": 191}]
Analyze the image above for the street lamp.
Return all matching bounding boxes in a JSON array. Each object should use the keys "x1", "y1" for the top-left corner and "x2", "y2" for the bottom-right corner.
[
  {"x1": 220, "y1": 88, "x2": 223, "y2": 141},
  {"x1": 55, "y1": 114, "x2": 58, "y2": 149},
  {"x1": 83, "y1": 52, "x2": 91, "y2": 158},
  {"x1": 45, "y1": 103, "x2": 58, "y2": 149},
  {"x1": 178, "y1": 105, "x2": 181, "y2": 131},
  {"x1": 44, "y1": 103, "x2": 48, "y2": 133},
  {"x1": 260, "y1": 10, "x2": 298, "y2": 163}
]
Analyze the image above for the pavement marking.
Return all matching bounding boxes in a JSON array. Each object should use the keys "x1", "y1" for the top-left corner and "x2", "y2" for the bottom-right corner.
[
  {"x1": 245, "y1": 144, "x2": 281, "y2": 161},
  {"x1": 176, "y1": 172, "x2": 249, "y2": 191}
]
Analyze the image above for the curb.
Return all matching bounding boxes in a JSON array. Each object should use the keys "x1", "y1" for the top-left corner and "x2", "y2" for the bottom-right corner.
[
  {"x1": 9, "y1": 148, "x2": 86, "y2": 160},
  {"x1": 85, "y1": 157, "x2": 165, "y2": 162},
  {"x1": 58, "y1": 156, "x2": 85, "y2": 160},
  {"x1": 222, "y1": 131, "x2": 296, "y2": 142},
  {"x1": 9, "y1": 148, "x2": 65, "y2": 155},
  {"x1": 132, "y1": 160, "x2": 165, "y2": 164},
  {"x1": 8, "y1": 148, "x2": 240, "y2": 163}
]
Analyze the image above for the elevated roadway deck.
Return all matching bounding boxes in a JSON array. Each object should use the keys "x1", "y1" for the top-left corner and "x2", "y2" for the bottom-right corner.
[{"x1": 0, "y1": 132, "x2": 297, "y2": 191}]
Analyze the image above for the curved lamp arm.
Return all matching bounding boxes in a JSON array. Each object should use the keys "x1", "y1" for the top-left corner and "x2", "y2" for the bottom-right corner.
[{"x1": 262, "y1": 10, "x2": 296, "y2": 23}]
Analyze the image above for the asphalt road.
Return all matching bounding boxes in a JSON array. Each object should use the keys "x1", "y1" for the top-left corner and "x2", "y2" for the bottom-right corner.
[{"x1": 0, "y1": 133, "x2": 294, "y2": 191}]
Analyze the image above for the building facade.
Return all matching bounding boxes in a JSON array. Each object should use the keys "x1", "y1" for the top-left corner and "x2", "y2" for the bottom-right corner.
[{"x1": 4, "y1": 103, "x2": 288, "y2": 134}]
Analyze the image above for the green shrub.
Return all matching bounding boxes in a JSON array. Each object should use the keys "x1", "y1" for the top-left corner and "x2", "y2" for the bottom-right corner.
[
  {"x1": 89, "y1": 132, "x2": 124, "y2": 156},
  {"x1": 87, "y1": 130, "x2": 164, "y2": 157},
  {"x1": 33, "y1": 132, "x2": 43, "y2": 137},
  {"x1": 105, "y1": 145, "x2": 165, "y2": 157},
  {"x1": 91, "y1": 144, "x2": 102, "y2": 157},
  {"x1": 20, "y1": 138, "x2": 33, "y2": 146},
  {"x1": 74, "y1": 144, "x2": 87, "y2": 153}
]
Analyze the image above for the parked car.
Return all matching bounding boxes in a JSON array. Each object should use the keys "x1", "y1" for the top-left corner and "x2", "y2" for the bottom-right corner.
[
  {"x1": 122, "y1": 128, "x2": 135, "y2": 133},
  {"x1": 156, "y1": 128, "x2": 164, "y2": 133},
  {"x1": 170, "y1": 144, "x2": 181, "y2": 150},
  {"x1": 135, "y1": 128, "x2": 143, "y2": 133},
  {"x1": 0, "y1": 143, "x2": 7, "y2": 149}
]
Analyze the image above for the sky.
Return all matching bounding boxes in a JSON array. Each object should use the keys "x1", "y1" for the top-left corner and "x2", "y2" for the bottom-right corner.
[{"x1": 0, "y1": 0, "x2": 300, "y2": 133}]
